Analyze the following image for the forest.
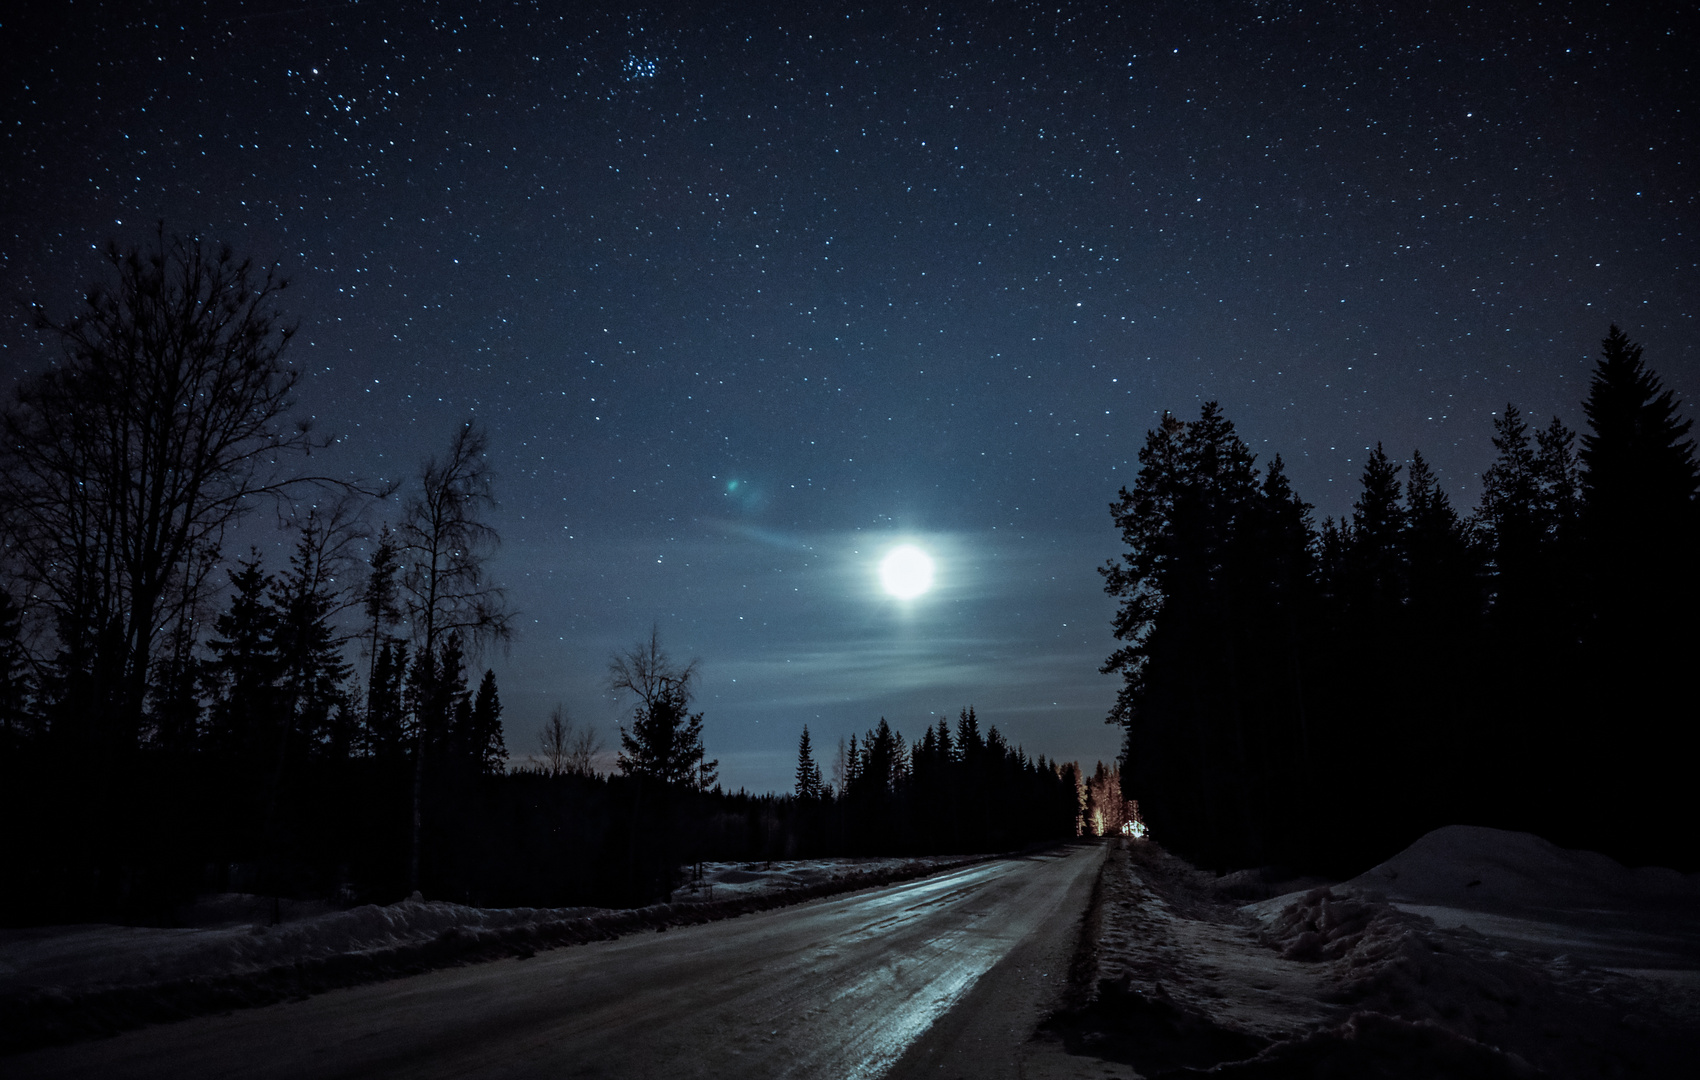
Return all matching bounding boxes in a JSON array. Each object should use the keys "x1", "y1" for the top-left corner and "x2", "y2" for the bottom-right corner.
[
  {"x1": 5, "y1": 233, "x2": 1689, "y2": 928},
  {"x1": 0, "y1": 235, "x2": 1084, "y2": 925},
  {"x1": 1101, "y1": 326, "x2": 1699, "y2": 875}
]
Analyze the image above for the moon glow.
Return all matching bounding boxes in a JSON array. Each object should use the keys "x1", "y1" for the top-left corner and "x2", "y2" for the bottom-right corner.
[{"x1": 879, "y1": 545, "x2": 934, "y2": 599}]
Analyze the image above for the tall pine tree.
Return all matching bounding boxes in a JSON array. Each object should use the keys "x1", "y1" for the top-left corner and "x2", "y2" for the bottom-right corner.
[
  {"x1": 1575, "y1": 326, "x2": 1698, "y2": 864},
  {"x1": 794, "y1": 725, "x2": 824, "y2": 799}
]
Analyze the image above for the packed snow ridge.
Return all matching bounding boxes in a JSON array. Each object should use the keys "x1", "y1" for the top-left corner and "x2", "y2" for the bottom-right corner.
[
  {"x1": 0, "y1": 854, "x2": 978, "y2": 1052},
  {"x1": 1050, "y1": 825, "x2": 1700, "y2": 1079}
]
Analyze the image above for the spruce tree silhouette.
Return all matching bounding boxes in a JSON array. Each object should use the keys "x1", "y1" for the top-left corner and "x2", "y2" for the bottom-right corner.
[
  {"x1": 611, "y1": 629, "x2": 713, "y2": 788},
  {"x1": 1578, "y1": 327, "x2": 1698, "y2": 636},
  {"x1": 466, "y1": 670, "x2": 506, "y2": 777},
  {"x1": 0, "y1": 590, "x2": 30, "y2": 747},
  {"x1": 794, "y1": 725, "x2": 824, "y2": 799},
  {"x1": 1403, "y1": 450, "x2": 1478, "y2": 626},
  {"x1": 1345, "y1": 444, "x2": 1406, "y2": 616},
  {"x1": 1102, "y1": 404, "x2": 1312, "y2": 868},
  {"x1": 203, "y1": 553, "x2": 283, "y2": 761},
  {"x1": 359, "y1": 529, "x2": 404, "y2": 732},
  {"x1": 1576, "y1": 326, "x2": 1698, "y2": 863},
  {"x1": 270, "y1": 514, "x2": 357, "y2": 760},
  {"x1": 1581, "y1": 326, "x2": 1700, "y2": 532}
]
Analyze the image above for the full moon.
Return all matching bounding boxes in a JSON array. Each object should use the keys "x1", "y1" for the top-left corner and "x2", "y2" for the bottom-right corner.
[{"x1": 879, "y1": 544, "x2": 934, "y2": 599}]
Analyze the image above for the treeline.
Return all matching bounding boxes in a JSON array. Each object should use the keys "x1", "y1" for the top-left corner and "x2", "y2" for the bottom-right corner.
[
  {"x1": 784, "y1": 709, "x2": 1085, "y2": 855},
  {"x1": 1103, "y1": 327, "x2": 1698, "y2": 874}
]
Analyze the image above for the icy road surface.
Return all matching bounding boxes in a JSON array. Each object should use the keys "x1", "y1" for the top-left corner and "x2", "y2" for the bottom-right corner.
[{"x1": 9, "y1": 844, "x2": 1103, "y2": 1080}]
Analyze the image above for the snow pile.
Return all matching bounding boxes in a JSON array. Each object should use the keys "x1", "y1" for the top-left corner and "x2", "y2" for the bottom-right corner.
[
  {"x1": 0, "y1": 897, "x2": 601, "y2": 999},
  {"x1": 1053, "y1": 829, "x2": 1700, "y2": 1079},
  {"x1": 672, "y1": 855, "x2": 967, "y2": 903},
  {"x1": 1342, "y1": 824, "x2": 1700, "y2": 917},
  {"x1": 1251, "y1": 886, "x2": 1576, "y2": 1076},
  {"x1": 1337, "y1": 825, "x2": 1700, "y2": 973},
  {"x1": 1261, "y1": 887, "x2": 1404, "y2": 963},
  {"x1": 0, "y1": 853, "x2": 989, "y2": 1053}
]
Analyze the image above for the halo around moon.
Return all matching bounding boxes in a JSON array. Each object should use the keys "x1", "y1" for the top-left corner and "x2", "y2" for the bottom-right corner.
[{"x1": 879, "y1": 544, "x2": 934, "y2": 599}]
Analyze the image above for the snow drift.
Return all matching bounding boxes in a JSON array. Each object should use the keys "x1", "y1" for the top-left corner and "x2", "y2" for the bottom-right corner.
[
  {"x1": 1051, "y1": 826, "x2": 1700, "y2": 1079},
  {"x1": 0, "y1": 854, "x2": 982, "y2": 1053}
]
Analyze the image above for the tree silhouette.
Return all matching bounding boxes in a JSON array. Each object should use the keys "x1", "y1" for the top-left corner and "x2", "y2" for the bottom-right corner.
[
  {"x1": 465, "y1": 669, "x2": 506, "y2": 776},
  {"x1": 794, "y1": 725, "x2": 824, "y2": 799},
  {"x1": 536, "y1": 703, "x2": 601, "y2": 778},
  {"x1": 616, "y1": 678, "x2": 712, "y2": 787},
  {"x1": 1581, "y1": 326, "x2": 1700, "y2": 529},
  {"x1": 362, "y1": 640, "x2": 408, "y2": 759},
  {"x1": 611, "y1": 628, "x2": 714, "y2": 788},
  {"x1": 202, "y1": 552, "x2": 282, "y2": 760},
  {"x1": 397, "y1": 421, "x2": 513, "y2": 892},
  {"x1": 1403, "y1": 449, "x2": 1477, "y2": 625},
  {"x1": 1343, "y1": 444, "x2": 1405, "y2": 616},
  {"x1": 537, "y1": 704, "x2": 572, "y2": 778},
  {"x1": 1479, "y1": 405, "x2": 1579, "y2": 605},
  {"x1": 1573, "y1": 326, "x2": 1698, "y2": 861},
  {"x1": 271, "y1": 512, "x2": 358, "y2": 759},
  {"x1": 0, "y1": 231, "x2": 333, "y2": 753},
  {"x1": 0, "y1": 589, "x2": 34, "y2": 747},
  {"x1": 1576, "y1": 325, "x2": 1698, "y2": 641},
  {"x1": 359, "y1": 527, "x2": 404, "y2": 728},
  {"x1": 1101, "y1": 403, "x2": 1307, "y2": 867}
]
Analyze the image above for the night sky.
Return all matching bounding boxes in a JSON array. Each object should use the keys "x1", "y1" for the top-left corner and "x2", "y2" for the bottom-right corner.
[{"x1": 4, "y1": 2, "x2": 1695, "y2": 793}]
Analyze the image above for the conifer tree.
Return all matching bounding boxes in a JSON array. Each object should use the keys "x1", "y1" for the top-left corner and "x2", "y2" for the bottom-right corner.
[
  {"x1": 363, "y1": 640, "x2": 407, "y2": 758},
  {"x1": 411, "y1": 634, "x2": 470, "y2": 755},
  {"x1": 1480, "y1": 405, "x2": 1545, "y2": 587},
  {"x1": 616, "y1": 680, "x2": 711, "y2": 787},
  {"x1": 1535, "y1": 418, "x2": 1582, "y2": 538},
  {"x1": 610, "y1": 629, "x2": 714, "y2": 788},
  {"x1": 1344, "y1": 444, "x2": 1405, "y2": 613},
  {"x1": 465, "y1": 669, "x2": 506, "y2": 776},
  {"x1": 1581, "y1": 326, "x2": 1700, "y2": 528},
  {"x1": 146, "y1": 616, "x2": 204, "y2": 755},
  {"x1": 1574, "y1": 326, "x2": 1698, "y2": 863},
  {"x1": 202, "y1": 552, "x2": 281, "y2": 758},
  {"x1": 0, "y1": 590, "x2": 34, "y2": 746},
  {"x1": 1403, "y1": 449, "x2": 1481, "y2": 628},
  {"x1": 271, "y1": 517, "x2": 355, "y2": 757},
  {"x1": 954, "y1": 706, "x2": 982, "y2": 762},
  {"x1": 843, "y1": 733, "x2": 861, "y2": 789},
  {"x1": 794, "y1": 725, "x2": 824, "y2": 799},
  {"x1": 1101, "y1": 404, "x2": 1280, "y2": 867},
  {"x1": 1576, "y1": 326, "x2": 1698, "y2": 626},
  {"x1": 360, "y1": 528, "x2": 403, "y2": 722}
]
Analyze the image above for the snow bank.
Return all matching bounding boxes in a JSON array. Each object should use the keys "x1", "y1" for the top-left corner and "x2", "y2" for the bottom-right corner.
[
  {"x1": 1342, "y1": 823, "x2": 1700, "y2": 915},
  {"x1": 1248, "y1": 879, "x2": 1700, "y2": 1077},
  {"x1": 1330, "y1": 825, "x2": 1700, "y2": 974},
  {"x1": 1053, "y1": 830, "x2": 1700, "y2": 1079},
  {"x1": 0, "y1": 853, "x2": 991, "y2": 1054},
  {"x1": 671, "y1": 855, "x2": 964, "y2": 903}
]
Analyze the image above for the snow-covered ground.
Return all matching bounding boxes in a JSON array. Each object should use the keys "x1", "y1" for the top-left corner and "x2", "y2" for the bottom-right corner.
[
  {"x1": 673, "y1": 855, "x2": 968, "y2": 904},
  {"x1": 1052, "y1": 827, "x2": 1700, "y2": 1078},
  {"x1": 0, "y1": 853, "x2": 979, "y2": 1053}
]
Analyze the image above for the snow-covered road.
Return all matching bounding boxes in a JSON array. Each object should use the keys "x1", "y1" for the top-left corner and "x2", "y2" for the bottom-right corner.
[{"x1": 8, "y1": 844, "x2": 1104, "y2": 1079}]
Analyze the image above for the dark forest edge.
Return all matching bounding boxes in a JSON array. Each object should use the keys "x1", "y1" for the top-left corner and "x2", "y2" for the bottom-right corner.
[
  {"x1": 0, "y1": 234, "x2": 1089, "y2": 926},
  {"x1": 1102, "y1": 326, "x2": 1699, "y2": 875}
]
